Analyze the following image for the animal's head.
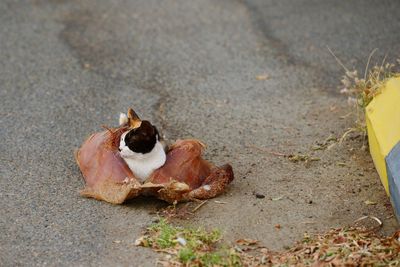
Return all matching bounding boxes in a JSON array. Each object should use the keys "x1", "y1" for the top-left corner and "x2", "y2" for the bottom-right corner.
[{"x1": 119, "y1": 108, "x2": 160, "y2": 158}]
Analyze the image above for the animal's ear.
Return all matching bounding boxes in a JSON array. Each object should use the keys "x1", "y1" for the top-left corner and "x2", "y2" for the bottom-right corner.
[{"x1": 127, "y1": 108, "x2": 142, "y2": 128}]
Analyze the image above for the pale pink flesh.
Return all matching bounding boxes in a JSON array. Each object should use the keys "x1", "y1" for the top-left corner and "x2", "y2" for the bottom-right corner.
[
  {"x1": 76, "y1": 130, "x2": 135, "y2": 188},
  {"x1": 148, "y1": 139, "x2": 214, "y2": 190}
]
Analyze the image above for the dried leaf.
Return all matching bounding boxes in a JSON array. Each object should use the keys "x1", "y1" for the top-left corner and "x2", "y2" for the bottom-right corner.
[
  {"x1": 236, "y1": 238, "x2": 259, "y2": 246},
  {"x1": 256, "y1": 74, "x2": 269, "y2": 81},
  {"x1": 364, "y1": 200, "x2": 378, "y2": 205},
  {"x1": 135, "y1": 236, "x2": 149, "y2": 247}
]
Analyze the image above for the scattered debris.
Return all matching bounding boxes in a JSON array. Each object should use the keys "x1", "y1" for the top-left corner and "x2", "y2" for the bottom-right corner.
[
  {"x1": 247, "y1": 145, "x2": 320, "y2": 165},
  {"x1": 214, "y1": 200, "x2": 227, "y2": 204},
  {"x1": 301, "y1": 221, "x2": 316, "y2": 224},
  {"x1": 353, "y1": 215, "x2": 383, "y2": 232},
  {"x1": 386, "y1": 215, "x2": 395, "y2": 220},
  {"x1": 134, "y1": 236, "x2": 146, "y2": 246},
  {"x1": 274, "y1": 224, "x2": 281, "y2": 230},
  {"x1": 339, "y1": 127, "x2": 365, "y2": 145},
  {"x1": 157, "y1": 203, "x2": 194, "y2": 220},
  {"x1": 137, "y1": 220, "x2": 400, "y2": 266},
  {"x1": 340, "y1": 112, "x2": 353, "y2": 119},
  {"x1": 271, "y1": 196, "x2": 284, "y2": 201},
  {"x1": 364, "y1": 200, "x2": 378, "y2": 205},
  {"x1": 192, "y1": 200, "x2": 208, "y2": 213},
  {"x1": 236, "y1": 239, "x2": 258, "y2": 246},
  {"x1": 258, "y1": 227, "x2": 400, "y2": 266},
  {"x1": 255, "y1": 74, "x2": 270, "y2": 81},
  {"x1": 312, "y1": 135, "x2": 338, "y2": 151},
  {"x1": 287, "y1": 154, "x2": 320, "y2": 163}
]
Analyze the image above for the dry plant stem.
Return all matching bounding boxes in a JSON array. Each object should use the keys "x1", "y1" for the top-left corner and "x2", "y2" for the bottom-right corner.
[
  {"x1": 329, "y1": 47, "x2": 399, "y2": 143},
  {"x1": 353, "y1": 215, "x2": 383, "y2": 233},
  {"x1": 364, "y1": 48, "x2": 378, "y2": 80},
  {"x1": 339, "y1": 128, "x2": 358, "y2": 144},
  {"x1": 327, "y1": 46, "x2": 349, "y2": 73},
  {"x1": 192, "y1": 200, "x2": 208, "y2": 213}
]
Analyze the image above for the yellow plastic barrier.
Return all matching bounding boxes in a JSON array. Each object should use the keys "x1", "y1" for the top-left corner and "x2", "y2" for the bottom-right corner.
[{"x1": 366, "y1": 77, "x2": 400, "y2": 220}]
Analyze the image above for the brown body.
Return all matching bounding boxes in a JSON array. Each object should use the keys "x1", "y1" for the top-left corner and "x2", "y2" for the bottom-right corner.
[{"x1": 76, "y1": 127, "x2": 234, "y2": 204}]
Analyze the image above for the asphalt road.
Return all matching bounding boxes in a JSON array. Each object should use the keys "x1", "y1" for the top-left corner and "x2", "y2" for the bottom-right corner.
[{"x1": 1, "y1": 0, "x2": 399, "y2": 266}]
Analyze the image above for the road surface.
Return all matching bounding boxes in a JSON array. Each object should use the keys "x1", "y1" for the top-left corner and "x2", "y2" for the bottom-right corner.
[{"x1": 1, "y1": 0, "x2": 399, "y2": 266}]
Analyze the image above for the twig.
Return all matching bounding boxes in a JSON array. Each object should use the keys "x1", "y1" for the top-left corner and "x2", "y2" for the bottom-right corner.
[
  {"x1": 339, "y1": 128, "x2": 357, "y2": 144},
  {"x1": 192, "y1": 200, "x2": 208, "y2": 213},
  {"x1": 327, "y1": 46, "x2": 349, "y2": 73},
  {"x1": 353, "y1": 215, "x2": 383, "y2": 232},
  {"x1": 340, "y1": 112, "x2": 353, "y2": 119},
  {"x1": 377, "y1": 54, "x2": 388, "y2": 82}
]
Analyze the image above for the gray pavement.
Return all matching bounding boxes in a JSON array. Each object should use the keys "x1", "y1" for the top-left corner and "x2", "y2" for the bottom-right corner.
[{"x1": 1, "y1": 0, "x2": 399, "y2": 266}]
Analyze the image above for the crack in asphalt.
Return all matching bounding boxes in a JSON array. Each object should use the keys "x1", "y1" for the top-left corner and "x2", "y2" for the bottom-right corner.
[{"x1": 58, "y1": 5, "x2": 174, "y2": 137}]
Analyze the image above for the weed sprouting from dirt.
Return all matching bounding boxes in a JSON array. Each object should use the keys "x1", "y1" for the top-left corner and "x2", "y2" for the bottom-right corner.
[
  {"x1": 135, "y1": 218, "x2": 241, "y2": 266},
  {"x1": 328, "y1": 47, "x2": 400, "y2": 143}
]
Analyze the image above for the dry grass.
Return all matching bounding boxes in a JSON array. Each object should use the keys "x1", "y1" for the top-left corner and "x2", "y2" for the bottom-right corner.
[
  {"x1": 244, "y1": 227, "x2": 400, "y2": 266},
  {"x1": 136, "y1": 219, "x2": 400, "y2": 266},
  {"x1": 328, "y1": 48, "x2": 400, "y2": 142}
]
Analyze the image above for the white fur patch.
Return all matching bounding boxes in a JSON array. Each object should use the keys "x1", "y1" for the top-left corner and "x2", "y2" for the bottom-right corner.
[
  {"x1": 119, "y1": 113, "x2": 128, "y2": 126},
  {"x1": 119, "y1": 131, "x2": 166, "y2": 182}
]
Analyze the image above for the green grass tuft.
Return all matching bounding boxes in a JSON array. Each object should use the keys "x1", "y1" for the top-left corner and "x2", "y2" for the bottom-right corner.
[
  {"x1": 178, "y1": 247, "x2": 196, "y2": 263},
  {"x1": 137, "y1": 218, "x2": 241, "y2": 266}
]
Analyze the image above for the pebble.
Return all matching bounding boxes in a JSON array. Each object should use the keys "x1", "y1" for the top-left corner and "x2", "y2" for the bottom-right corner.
[{"x1": 255, "y1": 193, "x2": 265, "y2": 199}]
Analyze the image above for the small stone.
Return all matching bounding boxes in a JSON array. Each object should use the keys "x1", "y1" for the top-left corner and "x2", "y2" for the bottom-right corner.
[
  {"x1": 255, "y1": 193, "x2": 265, "y2": 199},
  {"x1": 176, "y1": 237, "x2": 187, "y2": 246}
]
